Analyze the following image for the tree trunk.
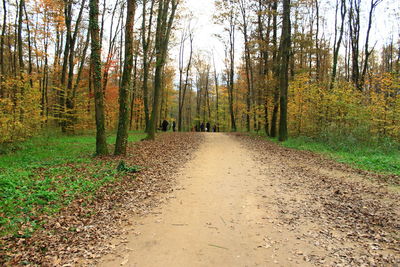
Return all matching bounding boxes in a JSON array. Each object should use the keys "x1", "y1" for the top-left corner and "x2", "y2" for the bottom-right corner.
[
  {"x1": 315, "y1": 0, "x2": 320, "y2": 80},
  {"x1": 330, "y1": 0, "x2": 346, "y2": 89},
  {"x1": 72, "y1": 30, "x2": 90, "y2": 101},
  {"x1": 115, "y1": 0, "x2": 136, "y2": 155},
  {"x1": 64, "y1": 0, "x2": 86, "y2": 132},
  {"x1": 0, "y1": 0, "x2": 7, "y2": 97},
  {"x1": 141, "y1": 0, "x2": 155, "y2": 132},
  {"x1": 147, "y1": 0, "x2": 179, "y2": 140},
  {"x1": 178, "y1": 28, "x2": 193, "y2": 132},
  {"x1": 278, "y1": 0, "x2": 291, "y2": 142},
  {"x1": 23, "y1": 4, "x2": 33, "y2": 87},
  {"x1": 213, "y1": 55, "x2": 219, "y2": 131},
  {"x1": 228, "y1": 9, "x2": 237, "y2": 132},
  {"x1": 270, "y1": 0, "x2": 279, "y2": 137},
  {"x1": 239, "y1": 0, "x2": 253, "y2": 132},
  {"x1": 360, "y1": 0, "x2": 382, "y2": 89},
  {"x1": 89, "y1": 0, "x2": 108, "y2": 155},
  {"x1": 17, "y1": 0, "x2": 25, "y2": 75},
  {"x1": 102, "y1": 1, "x2": 123, "y2": 95},
  {"x1": 349, "y1": 0, "x2": 361, "y2": 89},
  {"x1": 257, "y1": 0, "x2": 270, "y2": 135},
  {"x1": 129, "y1": 44, "x2": 139, "y2": 130}
]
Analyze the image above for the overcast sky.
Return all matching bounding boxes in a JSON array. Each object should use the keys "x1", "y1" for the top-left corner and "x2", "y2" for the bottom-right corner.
[
  {"x1": 170, "y1": 0, "x2": 230, "y2": 72},
  {"x1": 171, "y1": 0, "x2": 400, "y2": 72}
]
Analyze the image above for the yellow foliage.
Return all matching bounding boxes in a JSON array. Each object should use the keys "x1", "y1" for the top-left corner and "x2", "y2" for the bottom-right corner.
[
  {"x1": 0, "y1": 78, "x2": 42, "y2": 143},
  {"x1": 368, "y1": 73, "x2": 400, "y2": 139},
  {"x1": 288, "y1": 73, "x2": 400, "y2": 141}
]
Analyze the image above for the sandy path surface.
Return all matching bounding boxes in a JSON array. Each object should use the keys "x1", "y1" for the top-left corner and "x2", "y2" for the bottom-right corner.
[{"x1": 99, "y1": 134, "x2": 325, "y2": 267}]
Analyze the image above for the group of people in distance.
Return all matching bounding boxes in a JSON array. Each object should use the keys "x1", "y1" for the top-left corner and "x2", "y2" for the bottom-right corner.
[
  {"x1": 161, "y1": 120, "x2": 176, "y2": 132},
  {"x1": 195, "y1": 122, "x2": 218, "y2": 133},
  {"x1": 159, "y1": 119, "x2": 219, "y2": 133}
]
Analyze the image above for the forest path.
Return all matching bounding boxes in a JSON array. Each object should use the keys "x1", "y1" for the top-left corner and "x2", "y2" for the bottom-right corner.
[
  {"x1": 99, "y1": 133, "x2": 321, "y2": 267},
  {"x1": 98, "y1": 133, "x2": 399, "y2": 267}
]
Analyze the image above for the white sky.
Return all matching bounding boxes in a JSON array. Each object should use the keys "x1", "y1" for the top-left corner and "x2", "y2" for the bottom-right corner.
[
  {"x1": 170, "y1": 0, "x2": 400, "y2": 74},
  {"x1": 169, "y1": 0, "x2": 235, "y2": 72}
]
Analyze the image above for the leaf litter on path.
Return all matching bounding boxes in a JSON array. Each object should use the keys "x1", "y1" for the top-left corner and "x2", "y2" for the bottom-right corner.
[{"x1": 233, "y1": 133, "x2": 399, "y2": 266}]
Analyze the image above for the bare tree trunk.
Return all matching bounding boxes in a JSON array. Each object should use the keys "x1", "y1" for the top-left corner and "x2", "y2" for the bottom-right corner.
[
  {"x1": 148, "y1": 0, "x2": 179, "y2": 140},
  {"x1": 278, "y1": 0, "x2": 291, "y2": 141},
  {"x1": 23, "y1": 4, "x2": 33, "y2": 87},
  {"x1": 141, "y1": 0, "x2": 155, "y2": 132},
  {"x1": 270, "y1": 0, "x2": 279, "y2": 137},
  {"x1": 100, "y1": 0, "x2": 106, "y2": 47},
  {"x1": 315, "y1": 0, "x2": 320, "y2": 80},
  {"x1": 178, "y1": 27, "x2": 193, "y2": 131},
  {"x1": 64, "y1": 0, "x2": 86, "y2": 132},
  {"x1": 72, "y1": 29, "x2": 90, "y2": 116},
  {"x1": 396, "y1": 39, "x2": 400, "y2": 74},
  {"x1": 195, "y1": 74, "x2": 201, "y2": 130},
  {"x1": 205, "y1": 67, "x2": 211, "y2": 121},
  {"x1": 17, "y1": 0, "x2": 25, "y2": 75},
  {"x1": 213, "y1": 55, "x2": 219, "y2": 131},
  {"x1": 349, "y1": 0, "x2": 361, "y2": 89},
  {"x1": 239, "y1": 0, "x2": 253, "y2": 132},
  {"x1": 115, "y1": 0, "x2": 136, "y2": 155},
  {"x1": 0, "y1": 0, "x2": 7, "y2": 97},
  {"x1": 16, "y1": 0, "x2": 25, "y2": 123},
  {"x1": 258, "y1": 0, "x2": 271, "y2": 135},
  {"x1": 360, "y1": 0, "x2": 382, "y2": 89},
  {"x1": 330, "y1": 0, "x2": 346, "y2": 89},
  {"x1": 129, "y1": 41, "x2": 140, "y2": 130},
  {"x1": 89, "y1": 0, "x2": 108, "y2": 155},
  {"x1": 102, "y1": 0, "x2": 123, "y2": 94},
  {"x1": 59, "y1": 0, "x2": 73, "y2": 129},
  {"x1": 228, "y1": 7, "x2": 236, "y2": 132},
  {"x1": 12, "y1": 11, "x2": 18, "y2": 77}
]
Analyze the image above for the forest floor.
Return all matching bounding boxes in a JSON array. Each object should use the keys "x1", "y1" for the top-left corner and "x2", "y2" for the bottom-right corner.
[{"x1": 2, "y1": 133, "x2": 399, "y2": 266}]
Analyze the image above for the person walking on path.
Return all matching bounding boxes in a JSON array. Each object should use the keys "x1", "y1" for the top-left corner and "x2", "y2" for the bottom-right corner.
[
  {"x1": 172, "y1": 121, "x2": 176, "y2": 132},
  {"x1": 162, "y1": 120, "x2": 169, "y2": 132},
  {"x1": 200, "y1": 123, "x2": 205, "y2": 132},
  {"x1": 206, "y1": 122, "x2": 211, "y2": 132}
]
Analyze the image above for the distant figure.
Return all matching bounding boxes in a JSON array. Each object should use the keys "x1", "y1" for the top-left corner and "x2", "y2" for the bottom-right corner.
[
  {"x1": 213, "y1": 125, "x2": 217, "y2": 132},
  {"x1": 172, "y1": 121, "x2": 176, "y2": 132},
  {"x1": 200, "y1": 122, "x2": 205, "y2": 132},
  {"x1": 162, "y1": 120, "x2": 169, "y2": 132},
  {"x1": 206, "y1": 122, "x2": 211, "y2": 132}
]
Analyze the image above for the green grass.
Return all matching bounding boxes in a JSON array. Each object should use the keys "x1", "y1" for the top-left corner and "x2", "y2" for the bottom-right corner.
[
  {"x1": 0, "y1": 131, "x2": 146, "y2": 238},
  {"x1": 268, "y1": 135, "x2": 400, "y2": 176}
]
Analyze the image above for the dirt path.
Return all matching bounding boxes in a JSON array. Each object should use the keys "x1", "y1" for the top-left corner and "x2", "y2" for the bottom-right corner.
[
  {"x1": 99, "y1": 133, "x2": 340, "y2": 267},
  {"x1": 7, "y1": 132, "x2": 395, "y2": 266}
]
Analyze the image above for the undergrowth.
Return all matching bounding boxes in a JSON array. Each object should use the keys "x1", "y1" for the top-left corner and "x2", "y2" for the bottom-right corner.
[
  {"x1": 280, "y1": 136, "x2": 400, "y2": 175},
  {"x1": 258, "y1": 128, "x2": 400, "y2": 176},
  {"x1": 0, "y1": 132, "x2": 146, "y2": 238}
]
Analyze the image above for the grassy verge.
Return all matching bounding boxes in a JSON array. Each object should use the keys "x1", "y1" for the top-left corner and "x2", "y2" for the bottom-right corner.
[
  {"x1": 0, "y1": 132, "x2": 146, "y2": 238},
  {"x1": 265, "y1": 135, "x2": 400, "y2": 176}
]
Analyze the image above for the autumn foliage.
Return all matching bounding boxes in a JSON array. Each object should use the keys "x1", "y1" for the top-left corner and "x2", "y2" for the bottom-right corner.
[
  {"x1": 0, "y1": 76, "x2": 42, "y2": 144},
  {"x1": 286, "y1": 73, "x2": 400, "y2": 141},
  {"x1": 0, "y1": 0, "x2": 399, "y2": 148}
]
